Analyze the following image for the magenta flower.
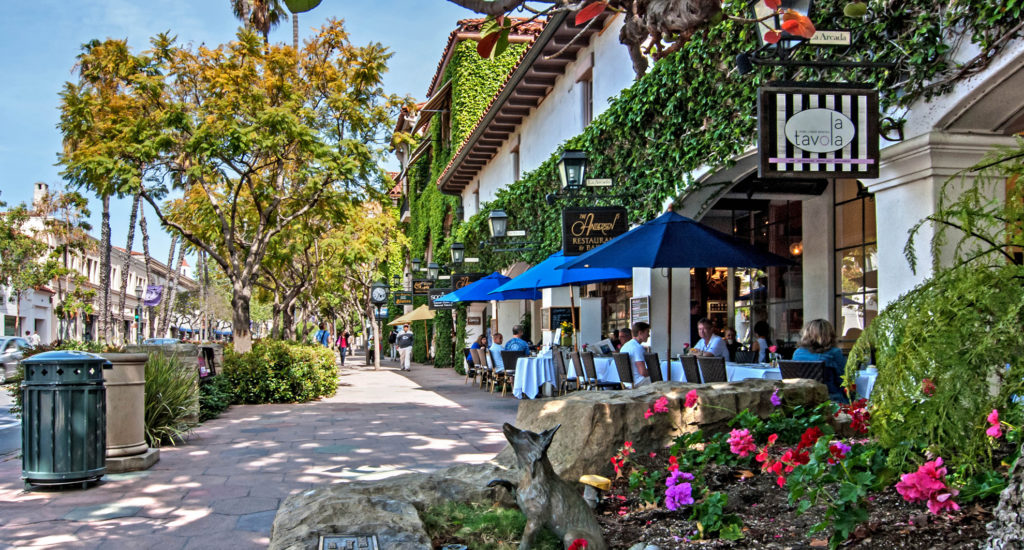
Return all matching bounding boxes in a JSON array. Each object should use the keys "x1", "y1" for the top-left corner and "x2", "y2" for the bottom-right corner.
[
  {"x1": 653, "y1": 396, "x2": 670, "y2": 414},
  {"x1": 895, "y1": 457, "x2": 960, "y2": 515},
  {"x1": 644, "y1": 408, "x2": 653, "y2": 419},
  {"x1": 770, "y1": 388, "x2": 782, "y2": 407},
  {"x1": 666, "y1": 470, "x2": 694, "y2": 487},
  {"x1": 684, "y1": 389, "x2": 698, "y2": 408},
  {"x1": 728, "y1": 428, "x2": 757, "y2": 457},
  {"x1": 986, "y1": 409, "x2": 1002, "y2": 438},
  {"x1": 665, "y1": 481, "x2": 694, "y2": 510}
]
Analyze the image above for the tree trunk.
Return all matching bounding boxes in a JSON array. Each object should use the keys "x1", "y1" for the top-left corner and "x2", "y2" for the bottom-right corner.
[
  {"x1": 116, "y1": 195, "x2": 140, "y2": 344},
  {"x1": 271, "y1": 292, "x2": 283, "y2": 340},
  {"x1": 159, "y1": 243, "x2": 186, "y2": 336},
  {"x1": 158, "y1": 235, "x2": 177, "y2": 338},
  {"x1": 231, "y1": 279, "x2": 253, "y2": 353},
  {"x1": 99, "y1": 194, "x2": 112, "y2": 342},
  {"x1": 138, "y1": 203, "x2": 155, "y2": 337},
  {"x1": 292, "y1": 13, "x2": 299, "y2": 51},
  {"x1": 985, "y1": 443, "x2": 1024, "y2": 549}
]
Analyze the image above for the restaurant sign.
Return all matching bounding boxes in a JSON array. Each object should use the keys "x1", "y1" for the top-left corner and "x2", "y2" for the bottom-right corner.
[
  {"x1": 758, "y1": 83, "x2": 879, "y2": 179},
  {"x1": 561, "y1": 206, "x2": 629, "y2": 256},
  {"x1": 412, "y1": 279, "x2": 432, "y2": 295},
  {"x1": 394, "y1": 292, "x2": 413, "y2": 306},
  {"x1": 428, "y1": 288, "x2": 453, "y2": 310},
  {"x1": 451, "y1": 272, "x2": 485, "y2": 290}
]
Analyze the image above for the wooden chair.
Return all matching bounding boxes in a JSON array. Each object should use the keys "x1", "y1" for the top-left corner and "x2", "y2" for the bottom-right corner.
[
  {"x1": 678, "y1": 355, "x2": 701, "y2": 384},
  {"x1": 471, "y1": 348, "x2": 491, "y2": 390},
  {"x1": 611, "y1": 352, "x2": 635, "y2": 388},
  {"x1": 463, "y1": 347, "x2": 478, "y2": 385},
  {"x1": 644, "y1": 352, "x2": 663, "y2": 382},
  {"x1": 697, "y1": 356, "x2": 727, "y2": 383},
  {"x1": 734, "y1": 350, "x2": 758, "y2": 364},
  {"x1": 498, "y1": 350, "x2": 526, "y2": 397},
  {"x1": 570, "y1": 352, "x2": 591, "y2": 390},
  {"x1": 582, "y1": 351, "x2": 620, "y2": 390},
  {"x1": 778, "y1": 360, "x2": 825, "y2": 383},
  {"x1": 552, "y1": 349, "x2": 575, "y2": 395}
]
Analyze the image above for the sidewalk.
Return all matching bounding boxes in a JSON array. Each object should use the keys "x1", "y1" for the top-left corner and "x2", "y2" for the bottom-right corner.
[{"x1": 0, "y1": 360, "x2": 519, "y2": 549}]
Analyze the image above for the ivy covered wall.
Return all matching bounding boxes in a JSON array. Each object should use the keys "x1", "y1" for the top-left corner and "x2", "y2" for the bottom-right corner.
[
  {"x1": 453, "y1": 0, "x2": 1024, "y2": 272},
  {"x1": 404, "y1": 38, "x2": 528, "y2": 367}
]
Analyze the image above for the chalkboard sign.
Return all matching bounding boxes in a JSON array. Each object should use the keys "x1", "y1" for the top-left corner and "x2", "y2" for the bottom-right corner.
[
  {"x1": 543, "y1": 307, "x2": 580, "y2": 331},
  {"x1": 630, "y1": 296, "x2": 649, "y2": 325}
]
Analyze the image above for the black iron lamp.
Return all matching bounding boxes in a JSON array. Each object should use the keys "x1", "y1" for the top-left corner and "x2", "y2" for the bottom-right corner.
[
  {"x1": 392, "y1": 274, "x2": 401, "y2": 288},
  {"x1": 134, "y1": 284, "x2": 144, "y2": 344},
  {"x1": 412, "y1": 257, "x2": 421, "y2": 272},
  {"x1": 427, "y1": 262, "x2": 440, "y2": 281},
  {"x1": 450, "y1": 242, "x2": 465, "y2": 265},
  {"x1": 455, "y1": 205, "x2": 465, "y2": 222},
  {"x1": 488, "y1": 209, "x2": 508, "y2": 239},
  {"x1": 558, "y1": 150, "x2": 587, "y2": 191}
]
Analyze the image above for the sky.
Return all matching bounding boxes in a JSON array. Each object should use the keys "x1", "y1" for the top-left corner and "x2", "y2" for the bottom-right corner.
[{"x1": 0, "y1": 0, "x2": 474, "y2": 269}]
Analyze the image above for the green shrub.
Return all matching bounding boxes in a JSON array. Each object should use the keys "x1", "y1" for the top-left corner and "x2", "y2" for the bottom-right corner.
[
  {"x1": 222, "y1": 339, "x2": 337, "y2": 404},
  {"x1": 199, "y1": 374, "x2": 234, "y2": 422},
  {"x1": 420, "y1": 501, "x2": 560, "y2": 550},
  {"x1": 144, "y1": 353, "x2": 198, "y2": 447}
]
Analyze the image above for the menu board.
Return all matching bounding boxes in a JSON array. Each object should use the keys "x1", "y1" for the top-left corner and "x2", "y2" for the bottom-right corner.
[
  {"x1": 630, "y1": 296, "x2": 649, "y2": 325},
  {"x1": 543, "y1": 307, "x2": 580, "y2": 331}
]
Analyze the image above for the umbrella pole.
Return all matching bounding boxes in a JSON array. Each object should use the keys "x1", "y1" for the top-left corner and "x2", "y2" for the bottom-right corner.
[
  {"x1": 667, "y1": 268, "x2": 673, "y2": 380},
  {"x1": 570, "y1": 285, "x2": 579, "y2": 353}
]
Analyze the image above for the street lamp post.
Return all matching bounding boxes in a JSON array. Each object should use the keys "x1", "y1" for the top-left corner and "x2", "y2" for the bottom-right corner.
[{"x1": 134, "y1": 285, "x2": 144, "y2": 344}]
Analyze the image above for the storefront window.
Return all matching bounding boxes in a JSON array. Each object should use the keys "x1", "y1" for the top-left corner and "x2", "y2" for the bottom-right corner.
[
  {"x1": 730, "y1": 201, "x2": 803, "y2": 348},
  {"x1": 834, "y1": 180, "x2": 878, "y2": 349},
  {"x1": 598, "y1": 281, "x2": 633, "y2": 339}
]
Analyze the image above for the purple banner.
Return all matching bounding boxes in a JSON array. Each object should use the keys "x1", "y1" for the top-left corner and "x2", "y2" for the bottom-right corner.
[{"x1": 143, "y1": 285, "x2": 163, "y2": 307}]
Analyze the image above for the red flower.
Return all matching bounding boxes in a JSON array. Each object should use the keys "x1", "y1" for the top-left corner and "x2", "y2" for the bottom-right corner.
[
  {"x1": 668, "y1": 455, "x2": 679, "y2": 472},
  {"x1": 798, "y1": 426, "x2": 823, "y2": 450},
  {"x1": 568, "y1": 539, "x2": 589, "y2": 550},
  {"x1": 921, "y1": 378, "x2": 936, "y2": 397}
]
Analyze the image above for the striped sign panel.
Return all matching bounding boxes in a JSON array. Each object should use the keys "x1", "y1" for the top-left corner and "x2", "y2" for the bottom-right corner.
[{"x1": 758, "y1": 84, "x2": 879, "y2": 179}]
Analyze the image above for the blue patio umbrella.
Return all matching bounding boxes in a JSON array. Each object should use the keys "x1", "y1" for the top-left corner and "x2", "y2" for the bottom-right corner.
[
  {"x1": 435, "y1": 272, "x2": 541, "y2": 303},
  {"x1": 488, "y1": 251, "x2": 631, "y2": 293},
  {"x1": 559, "y1": 211, "x2": 792, "y2": 363}
]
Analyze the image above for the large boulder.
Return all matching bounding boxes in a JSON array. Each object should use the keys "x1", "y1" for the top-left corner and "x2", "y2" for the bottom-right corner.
[
  {"x1": 270, "y1": 462, "x2": 517, "y2": 550},
  {"x1": 495, "y1": 379, "x2": 826, "y2": 481}
]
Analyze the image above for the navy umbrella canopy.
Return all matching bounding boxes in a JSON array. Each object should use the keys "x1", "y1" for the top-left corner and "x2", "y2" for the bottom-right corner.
[
  {"x1": 559, "y1": 210, "x2": 792, "y2": 367},
  {"x1": 560, "y1": 211, "x2": 793, "y2": 270}
]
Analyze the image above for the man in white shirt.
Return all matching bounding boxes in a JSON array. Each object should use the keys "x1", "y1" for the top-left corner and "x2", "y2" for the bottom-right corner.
[
  {"x1": 689, "y1": 317, "x2": 730, "y2": 361},
  {"x1": 618, "y1": 322, "x2": 651, "y2": 387},
  {"x1": 488, "y1": 333, "x2": 505, "y2": 372},
  {"x1": 395, "y1": 324, "x2": 415, "y2": 371}
]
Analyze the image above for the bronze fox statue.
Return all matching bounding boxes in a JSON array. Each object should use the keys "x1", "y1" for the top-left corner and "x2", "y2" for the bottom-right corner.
[{"x1": 488, "y1": 423, "x2": 607, "y2": 550}]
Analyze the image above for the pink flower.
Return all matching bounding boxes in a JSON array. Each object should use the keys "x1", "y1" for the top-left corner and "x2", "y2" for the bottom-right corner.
[
  {"x1": 927, "y1": 490, "x2": 961, "y2": 515},
  {"x1": 770, "y1": 388, "x2": 782, "y2": 407},
  {"x1": 768, "y1": 345, "x2": 778, "y2": 353},
  {"x1": 921, "y1": 378, "x2": 936, "y2": 397},
  {"x1": 684, "y1": 389, "x2": 699, "y2": 408},
  {"x1": 895, "y1": 457, "x2": 960, "y2": 515},
  {"x1": 644, "y1": 408, "x2": 654, "y2": 419},
  {"x1": 728, "y1": 428, "x2": 757, "y2": 457},
  {"x1": 986, "y1": 409, "x2": 1002, "y2": 438},
  {"x1": 653, "y1": 396, "x2": 670, "y2": 413}
]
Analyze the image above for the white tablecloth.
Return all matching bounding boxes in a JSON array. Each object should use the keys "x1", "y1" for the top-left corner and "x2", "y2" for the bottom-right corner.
[
  {"x1": 658, "y1": 361, "x2": 781, "y2": 382},
  {"x1": 855, "y1": 370, "x2": 877, "y2": 399},
  {"x1": 512, "y1": 356, "x2": 554, "y2": 399}
]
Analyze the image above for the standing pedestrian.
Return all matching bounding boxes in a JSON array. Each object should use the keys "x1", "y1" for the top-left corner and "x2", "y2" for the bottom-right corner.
[
  {"x1": 396, "y1": 323, "x2": 414, "y2": 371},
  {"x1": 336, "y1": 330, "x2": 350, "y2": 365},
  {"x1": 314, "y1": 322, "x2": 330, "y2": 347},
  {"x1": 388, "y1": 327, "x2": 398, "y2": 361}
]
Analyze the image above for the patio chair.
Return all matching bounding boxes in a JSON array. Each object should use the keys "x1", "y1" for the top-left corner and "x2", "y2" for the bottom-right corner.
[
  {"x1": 498, "y1": 350, "x2": 527, "y2": 397},
  {"x1": 678, "y1": 354, "x2": 701, "y2": 384},
  {"x1": 734, "y1": 350, "x2": 758, "y2": 364},
  {"x1": 612, "y1": 352, "x2": 635, "y2": 388},
  {"x1": 778, "y1": 360, "x2": 825, "y2": 383},
  {"x1": 471, "y1": 348, "x2": 492, "y2": 390},
  {"x1": 644, "y1": 352, "x2": 663, "y2": 382},
  {"x1": 570, "y1": 352, "x2": 591, "y2": 390},
  {"x1": 463, "y1": 347, "x2": 478, "y2": 385},
  {"x1": 552, "y1": 349, "x2": 576, "y2": 395},
  {"x1": 697, "y1": 356, "x2": 727, "y2": 383},
  {"x1": 582, "y1": 351, "x2": 621, "y2": 390}
]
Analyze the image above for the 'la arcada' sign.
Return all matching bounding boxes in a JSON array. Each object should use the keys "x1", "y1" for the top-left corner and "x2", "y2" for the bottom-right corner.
[
  {"x1": 758, "y1": 83, "x2": 879, "y2": 180},
  {"x1": 562, "y1": 207, "x2": 628, "y2": 256}
]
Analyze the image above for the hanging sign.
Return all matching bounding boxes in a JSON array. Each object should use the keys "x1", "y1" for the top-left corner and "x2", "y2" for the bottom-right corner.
[
  {"x1": 561, "y1": 206, "x2": 629, "y2": 256},
  {"x1": 143, "y1": 285, "x2": 164, "y2": 307},
  {"x1": 758, "y1": 83, "x2": 879, "y2": 179},
  {"x1": 450, "y1": 273, "x2": 485, "y2": 290},
  {"x1": 412, "y1": 279, "x2": 433, "y2": 295},
  {"x1": 630, "y1": 296, "x2": 650, "y2": 325},
  {"x1": 394, "y1": 292, "x2": 413, "y2": 306},
  {"x1": 428, "y1": 288, "x2": 453, "y2": 310}
]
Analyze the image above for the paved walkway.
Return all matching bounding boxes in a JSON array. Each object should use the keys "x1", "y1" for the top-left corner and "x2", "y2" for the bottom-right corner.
[{"x1": 0, "y1": 360, "x2": 519, "y2": 549}]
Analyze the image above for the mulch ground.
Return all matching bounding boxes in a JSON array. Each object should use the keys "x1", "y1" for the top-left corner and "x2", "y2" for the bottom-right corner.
[{"x1": 595, "y1": 458, "x2": 993, "y2": 549}]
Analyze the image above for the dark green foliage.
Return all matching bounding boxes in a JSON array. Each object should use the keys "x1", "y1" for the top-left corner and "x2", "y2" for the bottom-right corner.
[
  {"x1": 419, "y1": 501, "x2": 561, "y2": 550},
  {"x1": 433, "y1": 309, "x2": 454, "y2": 368},
  {"x1": 198, "y1": 374, "x2": 234, "y2": 422},
  {"x1": 144, "y1": 353, "x2": 198, "y2": 447},
  {"x1": 222, "y1": 340, "x2": 337, "y2": 404}
]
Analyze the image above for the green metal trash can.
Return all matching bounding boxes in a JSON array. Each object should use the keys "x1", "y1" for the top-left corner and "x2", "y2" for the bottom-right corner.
[{"x1": 21, "y1": 351, "x2": 110, "y2": 489}]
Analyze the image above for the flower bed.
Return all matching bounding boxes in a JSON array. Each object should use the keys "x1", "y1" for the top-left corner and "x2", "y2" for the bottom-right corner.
[{"x1": 591, "y1": 390, "x2": 1020, "y2": 549}]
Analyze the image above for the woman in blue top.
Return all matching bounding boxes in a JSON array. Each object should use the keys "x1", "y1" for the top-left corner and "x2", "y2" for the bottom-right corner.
[{"x1": 792, "y1": 319, "x2": 847, "y2": 402}]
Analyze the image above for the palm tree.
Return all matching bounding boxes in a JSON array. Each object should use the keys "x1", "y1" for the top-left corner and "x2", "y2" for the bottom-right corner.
[
  {"x1": 138, "y1": 200, "x2": 155, "y2": 337},
  {"x1": 229, "y1": 0, "x2": 287, "y2": 44},
  {"x1": 115, "y1": 194, "x2": 140, "y2": 343}
]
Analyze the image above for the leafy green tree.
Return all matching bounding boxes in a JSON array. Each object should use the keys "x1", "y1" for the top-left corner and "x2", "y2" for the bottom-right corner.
[
  {"x1": 0, "y1": 202, "x2": 54, "y2": 335},
  {"x1": 59, "y1": 22, "x2": 406, "y2": 353},
  {"x1": 34, "y1": 188, "x2": 96, "y2": 341}
]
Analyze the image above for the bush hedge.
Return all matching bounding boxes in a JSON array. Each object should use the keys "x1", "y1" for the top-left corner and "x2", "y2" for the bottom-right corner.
[
  {"x1": 222, "y1": 339, "x2": 337, "y2": 404},
  {"x1": 199, "y1": 374, "x2": 235, "y2": 421},
  {"x1": 144, "y1": 352, "x2": 198, "y2": 447}
]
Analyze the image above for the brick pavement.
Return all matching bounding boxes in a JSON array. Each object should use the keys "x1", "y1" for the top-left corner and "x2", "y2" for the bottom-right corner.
[{"x1": 0, "y1": 358, "x2": 519, "y2": 549}]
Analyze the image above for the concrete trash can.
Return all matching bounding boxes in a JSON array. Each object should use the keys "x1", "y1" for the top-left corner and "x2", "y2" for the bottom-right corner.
[{"x1": 100, "y1": 353, "x2": 149, "y2": 458}]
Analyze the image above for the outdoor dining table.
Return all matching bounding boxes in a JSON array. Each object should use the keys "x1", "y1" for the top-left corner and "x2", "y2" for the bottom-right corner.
[
  {"x1": 512, "y1": 353, "x2": 616, "y2": 399},
  {"x1": 659, "y1": 360, "x2": 879, "y2": 399}
]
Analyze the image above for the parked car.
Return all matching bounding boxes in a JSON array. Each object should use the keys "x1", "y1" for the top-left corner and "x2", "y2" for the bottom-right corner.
[
  {"x1": 142, "y1": 338, "x2": 180, "y2": 346},
  {"x1": 0, "y1": 336, "x2": 33, "y2": 383}
]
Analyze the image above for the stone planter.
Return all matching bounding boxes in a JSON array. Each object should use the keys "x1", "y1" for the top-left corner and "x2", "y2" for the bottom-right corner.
[{"x1": 100, "y1": 353, "x2": 159, "y2": 472}]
